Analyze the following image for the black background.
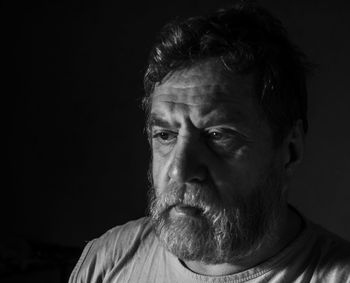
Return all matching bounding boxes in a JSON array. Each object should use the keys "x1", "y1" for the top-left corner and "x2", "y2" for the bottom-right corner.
[{"x1": 4, "y1": 0, "x2": 350, "y2": 263}]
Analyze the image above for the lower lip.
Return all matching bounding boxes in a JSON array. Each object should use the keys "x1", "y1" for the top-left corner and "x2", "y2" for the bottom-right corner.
[{"x1": 171, "y1": 205, "x2": 201, "y2": 217}]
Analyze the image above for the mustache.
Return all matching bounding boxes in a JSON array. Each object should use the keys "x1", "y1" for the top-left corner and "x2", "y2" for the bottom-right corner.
[{"x1": 149, "y1": 181, "x2": 221, "y2": 216}]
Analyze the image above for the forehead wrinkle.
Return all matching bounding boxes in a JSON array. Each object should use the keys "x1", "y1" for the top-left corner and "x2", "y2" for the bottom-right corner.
[
  {"x1": 199, "y1": 107, "x2": 245, "y2": 125},
  {"x1": 152, "y1": 84, "x2": 243, "y2": 106}
]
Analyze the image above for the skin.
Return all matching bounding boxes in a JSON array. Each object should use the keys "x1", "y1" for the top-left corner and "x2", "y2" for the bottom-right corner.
[{"x1": 149, "y1": 59, "x2": 304, "y2": 276}]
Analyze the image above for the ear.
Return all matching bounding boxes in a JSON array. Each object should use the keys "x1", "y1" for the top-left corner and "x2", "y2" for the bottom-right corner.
[{"x1": 283, "y1": 119, "x2": 305, "y2": 177}]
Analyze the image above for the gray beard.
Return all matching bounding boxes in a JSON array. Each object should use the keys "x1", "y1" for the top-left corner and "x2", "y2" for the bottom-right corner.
[{"x1": 148, "y1": 167, "x2": 285, "y2": 264}]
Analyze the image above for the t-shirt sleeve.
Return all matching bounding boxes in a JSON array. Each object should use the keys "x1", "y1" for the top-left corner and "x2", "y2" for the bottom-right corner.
[
  {"x1": 68, "y1": 240, "x2": 96, "y2": 283},
  {"x1": 68, "y1": 218, "x2": 152, "y2": 283}
]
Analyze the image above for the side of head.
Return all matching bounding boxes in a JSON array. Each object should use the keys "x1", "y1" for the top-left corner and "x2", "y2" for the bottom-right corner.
[{"x1": 144, "y1": 2, "x2": 309, "y2": 148}]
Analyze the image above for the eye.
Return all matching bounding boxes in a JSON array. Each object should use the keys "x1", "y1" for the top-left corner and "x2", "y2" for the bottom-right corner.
[
  {"x1": 152, "y1": 130, "x2": 177, "y2": 144},
  {"x1": 207, "y1": 131, "x2": 224, "y2": 141},
  {"x1": 205, "y1": 128, "x2": 246, "y2": 148},
  {"x1": 205, "y1": 129, "x2": 230, "y2": 142}
]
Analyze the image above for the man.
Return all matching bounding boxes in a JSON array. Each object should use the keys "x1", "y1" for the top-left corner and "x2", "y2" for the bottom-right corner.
[{"x1": 69, "y1": 3, "x2": 350, "y2": 282}]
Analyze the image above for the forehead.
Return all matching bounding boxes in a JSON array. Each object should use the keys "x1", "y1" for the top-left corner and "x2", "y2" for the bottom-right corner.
[{"x1": 150, "y1": 60, "x2": 260, "y2": 121}]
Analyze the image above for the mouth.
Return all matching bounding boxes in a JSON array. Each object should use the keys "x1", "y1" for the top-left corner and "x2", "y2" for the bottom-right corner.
[{"x1": 170, "y1": 204, "x2": 203, "y2": 218}]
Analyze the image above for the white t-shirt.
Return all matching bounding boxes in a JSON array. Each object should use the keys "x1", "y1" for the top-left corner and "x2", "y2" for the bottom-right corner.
[{"x1": 69, "y1": 217, "x2": 350, "y2": 283}]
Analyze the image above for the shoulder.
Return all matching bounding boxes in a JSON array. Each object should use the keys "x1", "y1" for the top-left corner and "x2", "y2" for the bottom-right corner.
[
  {"x1": 310, "y1": 221, "x2": 350, "y2": 260},
  {"x1": 89, "y1": 217, "x2": 154, "y2": 261},
  {"x1": 69, "y1": 217, "x2": 155, "y2": 283},
  {"x1": 307, "y1": 220, "x2": 350, "y2": 281}
]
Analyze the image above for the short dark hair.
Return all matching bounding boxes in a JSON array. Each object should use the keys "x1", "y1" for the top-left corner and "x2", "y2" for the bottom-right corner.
[{"x1": 143, "y1": 2, "x2": 310, "y2": 144}]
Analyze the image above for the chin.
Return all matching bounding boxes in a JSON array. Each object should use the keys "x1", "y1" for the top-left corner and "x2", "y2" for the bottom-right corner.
[{"x1": 154, "y1": 213, "x2": 215, "y2": 262}]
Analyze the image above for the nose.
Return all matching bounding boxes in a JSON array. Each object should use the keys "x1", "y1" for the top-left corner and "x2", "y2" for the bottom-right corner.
[{"x1": 168, "y1": 137, "x2": 207, "y2": 184}]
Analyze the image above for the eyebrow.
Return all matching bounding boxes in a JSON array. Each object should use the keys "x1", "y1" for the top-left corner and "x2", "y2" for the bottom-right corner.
[{"x1": 147, "y1": 114, "x2": 180, "y2": 131}]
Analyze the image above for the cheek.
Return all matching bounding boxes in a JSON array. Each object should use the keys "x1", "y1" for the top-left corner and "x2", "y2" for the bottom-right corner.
[
  {"x1": 151, "y1": 154, "x2": 160, "y2": 185},
  {"x1": 151, "y1": 151, "x2": 169, "y2": 190},
  {"x1": 210, "y1": 151, "x2": 271, "y2": 198}
]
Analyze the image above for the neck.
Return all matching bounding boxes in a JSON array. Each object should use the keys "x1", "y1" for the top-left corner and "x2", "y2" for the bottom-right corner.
[{"x1": 182, "y1": 205, "x2": 302, "y2": 276}]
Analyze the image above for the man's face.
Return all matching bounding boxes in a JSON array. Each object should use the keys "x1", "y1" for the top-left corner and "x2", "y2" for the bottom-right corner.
[{"x1": 148, "y1": 59, "x2": 287, "y2": 264}]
